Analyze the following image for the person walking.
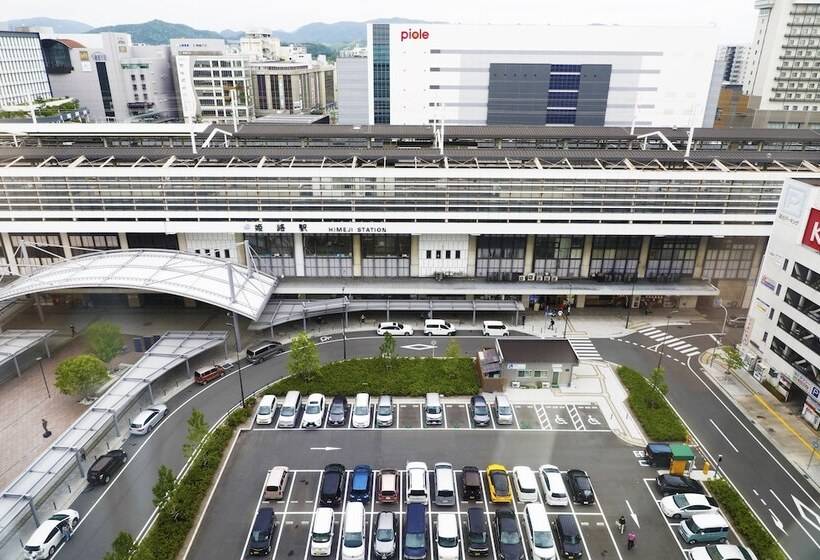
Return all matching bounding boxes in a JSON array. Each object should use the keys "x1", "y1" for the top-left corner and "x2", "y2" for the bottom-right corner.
[
  {"x1": 549, "y1": 318, "x2": 555, "y2": 330},
  {"x1": 617, "y1": 515, "x2": 626, "y2": 535},
  {"x1": 521, "y1": 315, "x2": 526, "y2": 327},
  {"x1": 626, "y1": 531, "x2": 636, "y2": 550},
  {"x1": 360, "y1": 313, "x2": 366, "y2": 325},
  {"x1": 60, "y1": 522, "x2": 71, "y2": 542}
]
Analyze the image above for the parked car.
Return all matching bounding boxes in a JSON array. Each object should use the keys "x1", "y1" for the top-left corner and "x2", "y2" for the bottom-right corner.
[
  {"x1": 246, "y1": 340, "x2": 283, "y2": 364},
  {"x1": 404, "y1": 503, "x2": 428, "y2": 560},
  {"x1": 466, "y1": 506, "x2": 490, "y2": 556},
  {"x1": 727, "y1": 316, "x2": 747, "y2": 328},
  {"x1": 553, "y1": 515, "x2": 583, "y2": 560},
  {"x1": 487, "y1": 464, "x2": 512, "y2": 503},
  {"x1": 193, "y1": 363, "x2": 225, "y2": 384},
  {"x1": 523, "y1": 503, "x2": 556, "y2": 560},
  {"x1": 406, "y1": 461, "x2": 429, "y2": 503},
  {"x1": 462, "y1": 466, "x2": 483, "y2": 501},
  {"x1": 656, "y1": 474, "x2": 706, "y2": 496},
  {"x1": 482, "y1": 321, "x2": 510, "y2": 336},
  {"x1": 470, "y1": 395, "x2": 491, "y2": 426},
  {"x1": 378, "y1": 469, "x2": 399, "y2": 503},
  {"x1": 352, "y1": 393, "x2": 371, "y2": 428},
  {"x1": 328, "y1": 395, "x2": 348, "y2": 426},
  {"x1": 342, "y1": 502, "x2": 366, "y2": 560},
  {"x1": 494, "y1": 394, "x2": 514, "y2": 425},
  {"x1": 434, "y1": 462, "x2": 456, "y2": 506},
  {"x1": 565, "y1": 469, "x2": 595, "y2": 505},
  {"x1": 86, "y1": 449, "x2": 127, "y2": 485},
  {"x1": 374, "y1": 511, "x2": 397, "y2": 559},
  {"x1": 349, "y1": 465, "x2": 373, "y2": 502},
  {"x1": 310, "y1": 508, "x2": 335, "y2": 557},
  {"x1": 690, "y1": 544, "x2": 758, "y2": 560},
  {"x1": 494, "y1": 509, "x2": 524, "y2": 560},
  {"x1": 377, "y1": 322, "x2": 414, "y2": 336},
  {"x1": 424, "y1": 319, "x2": 457, "y2": 336},
  {"x1": 255, "y1": 395, "x2": 277, "y2": 425},
  {"x1": 129, "y1": 404, "x2": 168, "y2": 435},
  {"x1": 512, "y1": 466, "x2": 539, "y2": 503},
  {"x1": 538, "y1": 465, "x2": 569, "y2": 507},
  {"x1": 301, "y1": 393, "x2": 326, "y2": 428},
  {"x1": 376, "y1": 395, "x2": 394, "y2": 427},
  {"x1": 24, "y1": 510, "x2": 79, "y2": 560},
  {"x1": 247, "y1": 507, "x2": 277, "y2": 556},
  {"x1": 320, "y1": 463, "x2": 346, "y2": 506},
  {"x1": 660, "y1": 493, "x2": 720, "y2": 520},
  {"x1": 436, "y1": 513, "x2": 460, "y2": 560}
]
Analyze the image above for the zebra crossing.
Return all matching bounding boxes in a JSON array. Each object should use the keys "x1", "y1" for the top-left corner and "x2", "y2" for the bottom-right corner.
[
  {"x1": 567, "y1": 336, "x2": 603, "y2": 361},
  {"x1": 636, "y1": 327, "x2": 701, "y2": 357}
]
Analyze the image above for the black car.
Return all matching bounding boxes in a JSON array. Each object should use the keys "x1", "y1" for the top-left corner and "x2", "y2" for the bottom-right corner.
[
  {"x1": 248, "y1": 507, "x2": 276, "y2": 555},
  {"x1": 566, "y1": 469, "x2": 595, "y2": 505},
  {"x1": 494, "y1": 509, "x2": 524, "y2": 560},
  {"x1": 553, "y1": 515, "x2": 583, "y2": 559},
  {"x1": 327, "y1": 395, "x2": 348, "y2": 426},
  {"x1": 86, "y1": 449, "x2": 127, "y2": 485},
  {"x1": 656, "y1": 474, "x2": 705, "y2": 496},
  {"x1": 466, "y1": 507, "x2": 489, "y2": 556},
  {"x1": 320, "y1": 463, "x2": 346, "y2": 506},
  {"x1": 470, "y1": 396, "x2": 491, "y2": 427},
  {"x1": 462, "y1": 466, "x2": 483, "y2": 501}
]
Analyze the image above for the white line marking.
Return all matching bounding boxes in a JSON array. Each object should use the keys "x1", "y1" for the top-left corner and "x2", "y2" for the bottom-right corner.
[{"x1": 708, "y1": 418, "x2": 740, "y2": 453}]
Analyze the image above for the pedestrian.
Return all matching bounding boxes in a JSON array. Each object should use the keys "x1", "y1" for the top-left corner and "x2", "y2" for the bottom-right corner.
[
  {"x1": 521, "y1": 315, "x2": 526, "y2": 327},
  {"x1": 360, "y1": 313, "x2": 366, "y2": 325},
  {"x1": 626, "y1": 531, "x2": 636, "y2": 550},
  {"x1": 616, "y1": 515, "x2": 626, "y2": 534},
  {"x1": 60, "y1": 522, "x2": 71, "y2": 542},
  {"x1": 549, "y1": 319, "x2": 555, "y2": 330},
  {"x1": 69, "y1": 324, "x2": 76, "y2": 337}
]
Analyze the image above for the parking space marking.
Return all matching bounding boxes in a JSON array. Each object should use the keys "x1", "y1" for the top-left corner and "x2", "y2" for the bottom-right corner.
[
  {"x1": 237, "y1": 478, "x2": 269, "y2": 559},
  {"x1": 509, "y1": 404, "x2": 521, "y2": 430},
  {"x1": 566, "y1": 405, "x2": 585, "y2": 431},
  {"x1": 586, "y1": 478, "x2": 624, "y2": 560},
  {"x1": 301, "y1": 476, "x2": 324, "y2": 560},
  {"x1": 395, "y1": 402, "x2": 400, "y2": 427},
  {"x1": 442, "y1": 402, "x2": 448, "y2": 429},
  {"x1": 566, "y1": 483, "x2": 594, "y2": 560},
  {"x1": 264, "y1": 470, "x2": 298, "y2": 560},
  {"x1": 641, "y1": 478, "x2": 689, "y2": 558}
]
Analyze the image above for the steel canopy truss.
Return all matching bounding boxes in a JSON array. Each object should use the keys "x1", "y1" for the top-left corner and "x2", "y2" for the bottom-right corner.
[
  {"x1": 0, "y1": 249, "x2": 278, "y2": 320},
  {"x1": 0, "y1": 330, "x2": 55, "y2": 376}
]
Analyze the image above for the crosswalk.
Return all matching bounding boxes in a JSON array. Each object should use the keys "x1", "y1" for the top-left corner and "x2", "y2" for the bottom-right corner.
[
  {"x1": 636, "y1": 327, "x2": 701, "y2": 357},
  {"x1": 567, "y1": 336, "x2": 603, "y2": 361}
]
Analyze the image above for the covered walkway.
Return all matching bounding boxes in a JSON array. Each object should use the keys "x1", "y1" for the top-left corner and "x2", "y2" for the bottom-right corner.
[{"x1": 0, "y1": 330, "x2": 55, "y2": 378}]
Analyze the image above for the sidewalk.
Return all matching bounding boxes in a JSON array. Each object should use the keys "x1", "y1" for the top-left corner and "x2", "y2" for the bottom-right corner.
[{"x1": 699, "y1": 349, "x2": 820, "y2": 491}]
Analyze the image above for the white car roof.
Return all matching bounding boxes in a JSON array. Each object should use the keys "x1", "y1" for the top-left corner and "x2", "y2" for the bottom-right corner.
[
  {"x1": 483, "y1": 321, "x2": 505, "y2": 327},
  {"x1": 677, "y1": 493, "x2": 711, "y2": 506},
  {"x1": 307, "y1": 393, "x2": 324, "y2": 402},
  {"x1": 133, "y1": 409, "x2": 157, "y2": 423},
  {"x1": 379, "y1": 322, "x2": 399, "y2": 327},
  {"x1": 26, "y1": 518, "x2": 60, "y2": 545}
]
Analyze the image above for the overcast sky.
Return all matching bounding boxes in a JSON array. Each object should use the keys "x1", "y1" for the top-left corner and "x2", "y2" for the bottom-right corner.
[{"x1": 5, "y1": 0, "x2": 757, "y2": 43}]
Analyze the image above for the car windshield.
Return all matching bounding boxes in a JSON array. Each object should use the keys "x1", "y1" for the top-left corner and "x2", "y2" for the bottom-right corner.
[
  {"x1": 280, "y1": 407, "x2": 294, "y2": 417},
  {"x1": 405, "y1": 532, "x2": 425, "y2": 548},
  {"x1": 331, "y1": 402, "x2": 344, "y2": 413},
  {"x1": 706, "y1": 547, "x2": 725, "y2": 560},
  {"x1": 258, "y1": 405, "x2": 271, "y2": 415},
  {"x1": 491, "y1": 472, "x2": 509, "y2": 492},
  {"x1": 428, "y1": 405, "x2": 441, "y2": 414},
  {"x1": 439, "y1": 536, "x2": 458, "y2": 547},
  {"x1": 376, "y1": 528, "x2": 393, "y2": 542},
  {"x1": 498, "y1": 406, "x2": 511, "y2": 415},
  {"x1": 306, "y1": 404, "x2": 321, "y2": 414},
  {"x1": 344, "y1": 532, "x2": 363, "y2": 548},
  {"x1": 378, "y1": 406, "x2": 391, "y2": 415},
  {"x1": 533, "y1": 531, "x2": 554, "y2": 548},
  {"x1": 313, "y1": 531, "x2": 331, "y2": 543},
  {"x1": 564, "y1": 532, "x2": 580, "y2": 545},
  {"x1": 24, "y1": 545, "x2": 40, "y2": 552},
  {"x1": 474, "y1": 403, "x2": 488, "y2": 415},
  {"x1": 251, "y1": 529, "x2": 269, "y2": 542},
  {"x1": 355, "y1": 406, "x2": 368, "y2": 415},
  {"x1": 673, "y1": 494, "x2": 690, "y2": 508},
  {"x1": 499, "y1": 529, "x2": 520, "y2": 545},
  {"x1": 469, "y1": 531, "x2": 487, "y2": 544},
  {"x1": 574, "y1": 476, "x2": 590, "y2": 490}
]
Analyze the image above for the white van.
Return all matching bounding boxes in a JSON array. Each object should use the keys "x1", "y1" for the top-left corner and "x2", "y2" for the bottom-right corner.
[
  {"x1": 256, "y1": 395, "x2": 276, "y2": 425},
  {"x1": 512, "y1": 466, "x2": 539, "y2": 503},
  {"x1": 342, "y1": 502, "x2": 366, "y2": 560},
  {"x1": 538, "y1": 465, "x2": 569, "y2": 507},
  {"x1": 352, "y1": 393, "x2": 371, "y2": 428},
  {"x1": 406, "y1": 461, "x2": 429, "y2": 503},
  {"x1": 436, "y1": 513, "x2": 460, "y2": 560},
  {"x1": 523, "y1": 504, "x2": 556, "y2": 560},
  {"x1": 425, "y1": 393, "x2": 443, "y2": 425},
  {"x1": 424, "y1": 319, "x2": 456, "y2": 336},
  {"x1": 434, "y1": 463, "x2": 456, "y2": 506},
  {"x1": 263, "y1": 466, "x2": 289, "y2": 501},
  {"x1": 310, "y1": 507, "x2": 335, "y2": 557},
  {"x1": 277, "y1": 391, "x2": 301, "y2": 428},
  {"x1": 494, "y1": 394, "x2": 514, "y2": 425}
]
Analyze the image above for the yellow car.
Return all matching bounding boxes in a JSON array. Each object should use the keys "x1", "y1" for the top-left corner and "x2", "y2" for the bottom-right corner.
[{"x1": 486, "y1": 464, "x2": 512, "y2": 503}]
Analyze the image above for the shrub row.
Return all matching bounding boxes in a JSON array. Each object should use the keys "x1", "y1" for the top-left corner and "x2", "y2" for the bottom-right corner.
[
  {"x1": 705, "y1": 478, "x2": 787, "y2": 560},
  {"x1": 616, "y1": 365, "x2": 688, "y2": 441},
  {"x1": 267, "y1": 357, "x2": 480, "y2": 397}
]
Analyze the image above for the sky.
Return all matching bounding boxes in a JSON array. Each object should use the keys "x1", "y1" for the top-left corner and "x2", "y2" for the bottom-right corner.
[{"x1": 4, "y1": 0, "x2": 758, "y2": 43}]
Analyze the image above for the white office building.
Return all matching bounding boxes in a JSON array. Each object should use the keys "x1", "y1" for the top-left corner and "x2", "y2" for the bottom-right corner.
[
  {"x1": 336, "y1": 53, "x2": 368, "y2": 124},
  {"x1": 365, "y1": 23, "x2": 721, "y2": 127},
  {"x1": 0, "y1": 31, "x2": 51, "y2": 107}
]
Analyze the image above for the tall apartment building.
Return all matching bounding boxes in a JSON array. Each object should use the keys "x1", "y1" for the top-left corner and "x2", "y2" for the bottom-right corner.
[
  {"x1": 0, "y1": 31, "x2": 51, "y2": 107},
  {"x1": 336, "y1": 52, "x2": 368, "y2": 124},
  {"x1": 745, "y1": 0, "x2": 820, "y2": 128},
  {"x1": 250, "y1": 60, "x2": 335, "y2": 115},
  {"x1": 719, "y1": 45, "x2": 752, "y2": 85},
  {"x1": 365, "y1": 23, "x2": 721, "y2": 127}
]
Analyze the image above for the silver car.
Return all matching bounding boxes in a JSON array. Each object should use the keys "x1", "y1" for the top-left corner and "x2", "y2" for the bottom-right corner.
[
  {"x1": 129, "y1": 404, "x2": 168, "y2": 436},
  {"x1": 373, "y1": 511, "x2": 396, "y2": 559},
  {"x1": 376, "y1": 395, "x2": 394, "y2": 427}
]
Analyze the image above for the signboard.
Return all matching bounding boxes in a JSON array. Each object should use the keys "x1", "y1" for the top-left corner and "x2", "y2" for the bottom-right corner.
[
  {"x1": 175, "y1": 57, "x2": 197, "y2": 119},
  {"x1": 778, "y1": 183, "x2": 809, "y2": 226},
  {"x1": 802, "y1": 207, "x2": 820, "y2": 253},
  {"x1": 760, "y1": 275, "x2": 777, "y2": 291},
  {"x1": 506, "y1": 363, "x2": 526, "y2": 371},
  {"x1": 242, "y1": 222, "x2": 391, "y2": 234}
]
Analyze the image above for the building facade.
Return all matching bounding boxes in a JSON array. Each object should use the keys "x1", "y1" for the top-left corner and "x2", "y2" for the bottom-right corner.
[
  {"x1": 365, "y1": 23, "x2": 721, "y2": 127},
  {"x1": 251, "y1": 61, "x2": 335, "y2": 115},
  {"x1": 336, "y1": 54, "x2": 368, "y2": 124},
  {"x1": 743, "y1": 177, "x2": 820, "y2": 430},
  {"x1": 718, "y1": 45, "x2": 752, "y2": 85},
  {"x1": 0, "y1": 31, "x2": 51, "y2": 107}
]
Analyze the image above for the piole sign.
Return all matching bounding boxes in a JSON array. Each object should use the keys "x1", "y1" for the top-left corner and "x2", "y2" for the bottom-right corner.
[
  {"x1": 803, "y1": 207, "x2": 820, "y2": 253},
  {"x1": 400, "y1": 29, "x2": 430, "y2": 41}
]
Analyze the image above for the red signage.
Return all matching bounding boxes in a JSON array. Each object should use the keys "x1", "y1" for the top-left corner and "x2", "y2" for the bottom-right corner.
[
  {"x1": 803, "y1": 207, "x2": 820, "y2": 252},
  {"x1": 400, "y1": 29, "x2": 429, "y2": 42}
]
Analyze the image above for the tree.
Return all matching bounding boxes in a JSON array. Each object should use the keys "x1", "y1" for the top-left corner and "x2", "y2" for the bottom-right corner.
[
  {"x1": 648, "y1": 366, "x2": 668, "y2": 408},
  {"x1": 103, "y1": 532, "x2": 136, "y2": 560},
  {"x1": 288, "y1": 331, "x2": 321, "y2": 382},
  {"x1": 182, "y1": 409, "x2": 210, "y2": 459},
  {"x1": 442, "y1": 339, "x2": 462, "y2": 378},
  {"x1": 722, "y1": 346, "x2": 744, "y2": 375},
  {"x1": 152, "y1": 465, "x2": 175, "y2": 507},
  {"x1": 54, "y1": 354, "x2": 110, "y2": 400},
  {"x1": 379, "y1": 333, "x2": 396, "y2": 370},
  {"x1": 85, "y1": 321, "x2": 122, "y2": 362}
]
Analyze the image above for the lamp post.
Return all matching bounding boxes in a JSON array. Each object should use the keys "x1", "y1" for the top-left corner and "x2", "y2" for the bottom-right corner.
[
  {"x1": 624, "y1": 277, "x2": 637, "y2": 329},
  {"x1": 656, "y1": 310, "x2": 679, "y2": 370},
  {"x1": 225, "y1": 319, "x2": 246, "y2": 408},
  {"x1": 709, "y1": 299, "x2": 729, "y2": 367},
  {"x1": 562, "y1": 284, "x2": 573, "y2": 338},
  {"x1": 36, "y1": 356, "x2": 51, "y2": 399},
  {"x1": 342, "y1": 287, "x2": 348, "y2": 360}
]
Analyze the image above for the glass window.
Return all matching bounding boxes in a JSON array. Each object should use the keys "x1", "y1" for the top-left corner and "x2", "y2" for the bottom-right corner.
[
  {"x1": 476, "y1": 235, "x2": 526, "y2": 279},
  {"x1": 645, "y1": 237, "x2": 699, "y2": 279},
  {"x1": 533, "y1": 236, "x2": 584, "y2": 278},
  {"x1": 246, "y1": 233, "x2": 296, "y2": 276},
  {"x1": 702, "y1": 237, "x2": 758, "y2": 280},
  {"x1": 588, "y1": 236, "x2": 642, "y2": 278},
  {"x1": 361, "y1": 235, "x2": 410, "y2": 277},
  {"x1": 67, "y1": 233, "x2": 121, "y2": 254}
]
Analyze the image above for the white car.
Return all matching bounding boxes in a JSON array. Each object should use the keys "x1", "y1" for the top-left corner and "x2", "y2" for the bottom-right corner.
[
  {"x1": 436, "y1": 513, "x2": 460, "y2": 560},
  {"x1": 538, "y1": 464, "x2": 569, "y2": 507},
  {"x1": 690, "y1": 544, "x2": 758, "y2": 560},
  {"x1": 659, "y1": 493, "x2": 720, "y2": 520},
  {"x1": 376, "y1": 322, "x2": 414, "y2": 336},
  {"x1": 24, "y1": 509, "x2": 80, "y2": 559},
  {"x1": 482, "y1": 321, "x2": 510, "y2": 336},
  {"x1": 512, "y1": 466, "x2": 539, "y2": 503},
  {"x1": 129, "y1": 404, "x2": 168, "y2": 436},
  {"x1": 424, "y1": 319, "x2": 456, "y2": 336},
  {"x1": 405, "y1": 461, "x2": 429, "y2": 503},
  {"x1": 301, "y1": 393, "x2": 326, "y2": 428}
]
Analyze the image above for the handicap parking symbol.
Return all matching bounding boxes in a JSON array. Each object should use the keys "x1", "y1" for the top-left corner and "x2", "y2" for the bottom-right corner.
[
  {"x1": 320, "y1": 335, "x2": 333, "y2": 342},
  {"x1": 554, "y1": 415, "x2": 568, "y2": 425},
  {"x1": 587, "y1": 415, "x2": 601, "y2": 426}
]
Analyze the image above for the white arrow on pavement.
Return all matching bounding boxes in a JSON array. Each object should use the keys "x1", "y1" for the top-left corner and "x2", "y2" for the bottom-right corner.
[
  {"x1": 769, "y1": 509, "x2": 788, "y2": 535},
  {"x1": 625, "y1": 499, "x2": 640, "y2": 528},
  {"x1": 309, "y1": 446, "x2": 341, "y2": 451}
]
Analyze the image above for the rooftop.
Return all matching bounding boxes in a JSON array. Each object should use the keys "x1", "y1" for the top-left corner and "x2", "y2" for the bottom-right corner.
[{"x1": 497, "y1": 338, "x2": 579, "y2": 365}]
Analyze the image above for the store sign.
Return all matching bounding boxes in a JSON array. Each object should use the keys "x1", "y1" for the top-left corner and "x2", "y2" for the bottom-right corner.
[
  {"x1": 778, "y1": 183, "x2": 808, "y2": 226},
  {"x1": 760, "y1": 275, "x2": 776, "y2": 291},
  {"x1": 243, "y1": 222, "x2": 390, "y2": 234},
  {"x1": 802, "y1": 207, "x2": 820, "y2": 253},
  {"x1": 506, "y1": 363, "x2": 527, "y2": 371},
  {"x1": 400, "y1": 29, "x2": 430, "y2": 41}
]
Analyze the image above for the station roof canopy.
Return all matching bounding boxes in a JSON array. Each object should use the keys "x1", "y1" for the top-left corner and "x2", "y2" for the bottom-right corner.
[
  {"x1": 0, "y1": 330, "x2": 55, "y2": 369},
  {"x1": 0, "y1": 249, "x2": 278, "y2": 320}
]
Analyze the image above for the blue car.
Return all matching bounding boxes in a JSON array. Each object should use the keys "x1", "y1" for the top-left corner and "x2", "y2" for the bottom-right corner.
[
  {"x1": 349, "y1": 465, "x2": 373, "y2": 502},
  {"x1": 404, "y1": 503, "x2": 427, "y2": 560}
]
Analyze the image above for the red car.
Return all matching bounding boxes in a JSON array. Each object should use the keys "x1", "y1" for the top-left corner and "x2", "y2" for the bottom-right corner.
[
  {"x1": 193, "y1": 364, "x2": 226, "y2": 385},
  {"x1": 377, "y1": 469, "x2": 399, "y2": 503}
]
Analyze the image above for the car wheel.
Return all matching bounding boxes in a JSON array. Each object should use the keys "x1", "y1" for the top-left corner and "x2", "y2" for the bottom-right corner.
[
  {"x1": 49, "y1": 546, "x2": 56, "y2": 557},
  {"x1": 71, "y1": 517, "x2": 79, "y2": 528},
  {"x1": 426, "y1": 332, "x2": 431, "y2": 336},
  {"x1": 719, "y1": 538, "x2": 727, "y2": 544},
  {"x1": 122, "y1": 452, "x2": 127, "y2": 462},
  {"x1": 104, "y1": 474, "x2": 110, "y2": 484},
  {"x1": 672, "y1": 513, "x2": 681, "y2": 520},
  {"x1": 484, "y1": 333, "x2": 489, "y2": 336},
  {"x1": 147, "y1": 424, "x2": 153, "y2": 433}
]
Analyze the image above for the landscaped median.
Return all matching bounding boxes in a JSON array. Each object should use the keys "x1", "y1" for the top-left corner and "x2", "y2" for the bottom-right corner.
[
  {"x1": 705, "y1": 478, "x2": 787, "y2": 560},
  {"x1": 615, "y1": 365, "x2": 688, "y2": 441}
]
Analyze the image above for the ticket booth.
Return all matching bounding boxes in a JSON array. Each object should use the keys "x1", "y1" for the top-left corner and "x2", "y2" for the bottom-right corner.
[{"x1": 669, "y1": 443, "x2": 695, "y2": 475}]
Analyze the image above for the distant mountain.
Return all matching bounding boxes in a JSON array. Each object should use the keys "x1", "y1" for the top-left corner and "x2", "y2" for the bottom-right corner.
[
  {"x1": 90, "y1": 19, "x2": 222, "y2": 44},
  {"x1": 220, "y1": 29, "x2": 244, "y2": 41},
  {"x1": 0, "y1": 17, "x2": 92, "y2": 33}
]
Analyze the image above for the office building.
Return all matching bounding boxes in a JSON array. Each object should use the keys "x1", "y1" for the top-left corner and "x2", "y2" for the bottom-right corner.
[
  {"x1": 250, "y1": 60, "x2": 335, "y2": 115},
  {"x1": 365, "y1": 23, "x2": 721, "y2": 127},
  {"x1": 718, "y1": 45, "x2": 752, "y2": 85},
  {"x1": 0, "y1": 31, "x2": 51, "y2": 107},
  {"x1": 742, "y1": 177, "x2": 820, "y2": 429},
  {"x1": 336, "y1": 53, "x2": 368, "y2": 124}
]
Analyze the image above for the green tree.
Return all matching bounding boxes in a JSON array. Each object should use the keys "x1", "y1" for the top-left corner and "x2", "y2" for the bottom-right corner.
[
  {"x1": 85, "y1": 321, "x2": 122, "y2": 362},
  {"x1": 54, "y1": 354, "x2": 110, "y2": 400},
  {"x1": 648, "y1": 366, "x2": 668, "y2": 408},
  {"x1": 288, "y1": 331, "x2": 321, "y2": 382},
  {"x1": 152, "y1": 465, "x2": 175, "y2": 507},
  {"x1": 379, "y1": 333, "x2": 396, "y2": 370},
  {"x1": 182, "y1": 409, "x2": 210, "y2": 459},
  {"x1": 103, "y1": 532, "x2": 136, "y2": 560},
  {"x1": 442, "y1": 339, "x2": 462, "y2": 378},
  {"x1": 445, "y1": 339, "x2": 461, "y2": 359},
  {"x1": 722, "y1": 346, "x2": 744, "y2": 375}
]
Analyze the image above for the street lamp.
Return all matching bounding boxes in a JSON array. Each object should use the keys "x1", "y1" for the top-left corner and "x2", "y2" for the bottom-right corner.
[
  {"x1": 656, "y1": 310, "x2": 679, "y2": 370},
  {"x1": 35, "y1": 356, "x2": 51, "y2": 399},
  {"x1": 342, "y1": 287, "x2": 348, "y2": 360},
  {"x1": 709, "y1": 299, "x2": 729, "y2": 367},
  {"x1": 225, "y1": 319, "x2": 246, "y2": 408},
  {"x1": 562, "y1": 284, "x2": 573, "y2": 338},
  {"x1": 624, "y1": 276, "x2": 637, "y2": 329}
]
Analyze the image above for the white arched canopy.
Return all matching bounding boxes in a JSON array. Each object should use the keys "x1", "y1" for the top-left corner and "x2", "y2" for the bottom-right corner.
[{"x1": 0, "y1": 249, "x2": 277, "y2": 320}]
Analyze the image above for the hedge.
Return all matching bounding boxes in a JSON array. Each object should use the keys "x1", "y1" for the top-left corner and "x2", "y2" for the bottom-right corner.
[
  {"x1": 122, "y1": 398, "x2": 256, "y2": 560},
  {"x1": 616, "y1": 365, "x2": 688, "y2": 441},
  {"x1": 705, "y1": 478, "x2": 787, "y2": 560},
  {"x1": 266, "y1": 357, "x2": 479, "y2": 397}
]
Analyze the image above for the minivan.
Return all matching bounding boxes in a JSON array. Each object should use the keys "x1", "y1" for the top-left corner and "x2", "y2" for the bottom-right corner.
[
  {"x1": 466, "y1": 507, "x2": 490, "y2": 556},
  {"x1": 425, "y1": 393, "x2": 443, "y2": 425},
  {"x1": 193, "y1": 364, "x2": 225, "y2": 385},
  {"x1": 434, "y1": 463, "x2": 456, "y2": 506},
  {"x1": 263, "y1": 466, "x2": 289, "y2": 501},
  {"x1": 404, "y1": 503, "x2": 427, "y2": 560},
  {"x1": 523, "y1": 504, "x2": 556, "y2": 560},
  {"x1": 553, "y1": 515, "x2": 583, "y2": 560},
  {"x1": 256, "y1": 395, "x2": 277, "y2": 425},
  {"x1": 538, "y1": 465, "x2": 569, "y2": 507},
  {"x1": 374, "y1": 511, "x2": 397, "y2": 559},
  {"x1": 278, "y1": 391, "x2": 301, "y2": 428},
  {"x1": 436, "y1": 513, "x2": 460, "y2": 560},
  {"x1": 247, "y1": 507, "x2": 276, "y2": 556},
  {"x1": 462, "y1": 466, "x2": 482, "y2": 501},
  {"x1": 342, "y1": 502, "x2": 366, "y2": 560},
  {"x1": 406, "y1": 461, "x2": 429, "y2": 503},
  {"x1": 512, "y1": 466, "x2": 539, "y2": 503},
  {"x1": 310, "y1": 508, "x2": 335, "y2": 557},
  {"x1": 645, "y1": 442, "x2": 673, "y2": 468},
  {"x1": 678, "y1": 513, "x2": 730, "y2": 545},
  {"x1": 352, "y1": 393, "x2": 371, "y2": 428},
  {"x1": 246, "y1": 340, "x2": 283, "y2": 364},
  {"x1": 376, "y1": 395, "x2": 394, "y2": 427},
  {"x1": 494, "y1": 395, "x2": 514, "y2": 425},
  {"x1": 424, "y1": 319, "x2": 456, "y2": 336}
]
